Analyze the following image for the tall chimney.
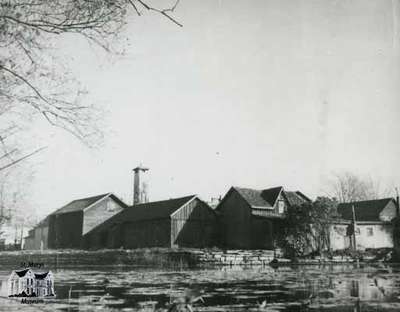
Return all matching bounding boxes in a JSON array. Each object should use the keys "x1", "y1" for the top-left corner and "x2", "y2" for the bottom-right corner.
[{"x1": 133, "y1": 165, "x2": 149, "y2": 205}]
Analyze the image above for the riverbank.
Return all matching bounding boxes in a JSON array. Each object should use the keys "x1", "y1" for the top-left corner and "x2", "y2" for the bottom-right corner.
[
  {"x1": 0, "y1": 248, "x2": 282, "y2": 268},
  {"x1": 0, "y1": 248, "x2": 396, "y2": 269},
  {"x1": 0, "y1": 248, "x2": 199, "y2": 269}
]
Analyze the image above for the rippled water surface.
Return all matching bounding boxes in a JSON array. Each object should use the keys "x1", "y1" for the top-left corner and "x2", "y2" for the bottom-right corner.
[{"x1": 1, "y1": 264, "x2": 400, "y2": 311}]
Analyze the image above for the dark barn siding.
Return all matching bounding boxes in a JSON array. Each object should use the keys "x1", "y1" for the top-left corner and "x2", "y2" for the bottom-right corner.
[
  {"x1": 122, "y1": 219, "x2": 171, "y2": 248},
  {"x1": 83, "y1": 219, "x2": 170, "y2": 249},
  {"x1": 83, "y1": 223, "x2": 123, "y2": 249},
  {"x1": 218, "y1": 189, "x2": 252, "y2": 249},
  {"x1": 171, "y1": 198, "x2": 217, "y2": 248},
  {"x1": 250, "y1": 217, "x2": 274, "y2": 249},
  {"x1": 218, "y1": 188, "x2": 286, "y2": 250},
  {"x1": 48, "y1": 211, "x2": 83, "y2": 249},
  {"x1": 82, "y1": 196, "x2": 217, "y2": 250},
  {"x1": 250, "y1": 217, "x2": 285, "y2": 249}
]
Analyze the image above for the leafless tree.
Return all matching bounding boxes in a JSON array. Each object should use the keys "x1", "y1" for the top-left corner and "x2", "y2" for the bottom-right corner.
[
  {"x1": 0, "y1": 167, "x2": 35, "y2": 244},
  {"x1": 328, "y1": 171, "x2": 392, "y2": 203},
  {"x1": 0, "y1": 0, "x2": 181, "y2": 171}
]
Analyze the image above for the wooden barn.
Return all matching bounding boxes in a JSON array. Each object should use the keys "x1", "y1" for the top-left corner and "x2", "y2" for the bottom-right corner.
[
  {"x1": 47, "y1": 193, "x2": 127, "y2": 249},
  {"x1": 217, "y1": 186, "x2": 311, "y2": 249},
  {"x1": 83, "y1": 195, "x2": 218, "y2": 249},
  {"x1": 23, "y1": 216, "x2": 50, "y2": 250}
]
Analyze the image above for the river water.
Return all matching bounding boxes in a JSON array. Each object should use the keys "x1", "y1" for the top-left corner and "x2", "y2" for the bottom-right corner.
[{"x1": 1, "y1": 263, "x2": 400, "y2": 311}]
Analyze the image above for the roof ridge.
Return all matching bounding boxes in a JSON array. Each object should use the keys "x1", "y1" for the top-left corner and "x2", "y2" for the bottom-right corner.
[
  {"x1": 337, "y1": 197, "x2": 396, "y2": 222},
  {"x1": 339, "y1": 197, "x2": 394, "y2": 205},
  {"x1": 68, "y1": 192, "x2": 111, "y2": 203},
  {"x1": 130, "y1": 194, "x2": 197, "y2": 208},
  {"x1": 263, "y1": 186, "x2": 284, "y2": 191},
  {"x1": 52, "y1": 193, "x2": 112, "y2": 215},
  {"x1": 233, "y1": 186, "x2": 261, "y2": 191},
  {"x1": 233, "y1": 186, "x2": 284, "y2": 192},
  {"x1": 262, "y1": 186, "x2": 284, "y2": 206}
]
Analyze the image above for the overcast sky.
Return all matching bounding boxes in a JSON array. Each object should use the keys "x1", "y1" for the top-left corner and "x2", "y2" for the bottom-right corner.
[{"x1": 28, "y1": 0, "x2": 400, "y2": 217}]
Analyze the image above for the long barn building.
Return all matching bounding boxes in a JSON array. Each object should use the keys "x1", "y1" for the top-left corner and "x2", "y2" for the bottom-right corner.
[{"x1": 83, "y1": 195, "x2": 218, "y2": 249}]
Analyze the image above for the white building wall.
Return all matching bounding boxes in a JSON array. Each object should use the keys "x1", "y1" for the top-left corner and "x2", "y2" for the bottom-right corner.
[
  {"x1": 329, "y1": 224, "x2": 350, "y2": 251},
  {"x1": 329, "y1": 223, "x2": 393, "y2": 250},
  {"x1": 355, "y1": 224, "x2": 393, "y2": 249}
]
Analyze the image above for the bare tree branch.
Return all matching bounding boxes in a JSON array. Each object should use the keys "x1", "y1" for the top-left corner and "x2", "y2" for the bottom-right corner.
[
  {"x1": 126, "y1": 0, "x2": 141, "y2": 16},
  {"x1": 0, "y1": 65, "x2": 49, "y2": 104},
  {"x1": 0, "y1": 147, "x2": 47, "y2": 172},
  {"x1": 327, "y1": 171, "x2": 391, "y2": 203},
  {"x1": 0, "y1": 149, "x2": 18, "y2": 161},
  {"x1": 0, "y1": 0, "x2": 183, "y2": 177},
  {"x1": 136, "y1": 0, "x2": 183, "y2": 27}
]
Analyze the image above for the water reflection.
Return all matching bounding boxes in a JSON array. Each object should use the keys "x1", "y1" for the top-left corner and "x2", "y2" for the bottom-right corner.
[{"x1": 0, "y1": 264, "x2": 399, "y2": 311}]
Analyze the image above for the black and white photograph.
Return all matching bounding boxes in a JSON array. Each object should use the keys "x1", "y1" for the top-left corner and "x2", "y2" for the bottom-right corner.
[{"x1": 0, "y1": 0, "x2": 400, "y2": 311}]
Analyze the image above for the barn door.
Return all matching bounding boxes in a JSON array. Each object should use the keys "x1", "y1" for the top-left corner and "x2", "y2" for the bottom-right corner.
[{"x1": 251, "y1": 218, "x2": 274, "y2": 249}]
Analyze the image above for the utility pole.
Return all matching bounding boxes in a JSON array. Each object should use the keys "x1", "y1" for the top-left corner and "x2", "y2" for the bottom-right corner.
[
  {"x1": 20, "y1": 222, "x2": 24, "y2": 250},
  {"x1": 352, "y1": 204, "x2": 357, "y2": 251}
]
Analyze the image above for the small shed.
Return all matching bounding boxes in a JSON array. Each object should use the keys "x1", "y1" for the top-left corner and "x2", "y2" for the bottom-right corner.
[
  {"x1": 83, "y1": 195, "x2": 218, "y2": 249},
  {"x1": 23, "y1": 216, "x2": 49, "y2": 250}
]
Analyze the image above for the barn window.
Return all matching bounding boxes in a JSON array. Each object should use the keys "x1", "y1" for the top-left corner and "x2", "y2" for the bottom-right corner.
[
  {"x1": 367, "y1": 227, "x2": 373, "y2": 236},
  {"x1": 106, "y1": 200, "x2": 116, "y2": 212},
  {"x1": 278, "y1": 200, "x2": 285, "y2": 213},
  {"x1": 355, "y1": 227, "x2": 361, "y2": 235}
]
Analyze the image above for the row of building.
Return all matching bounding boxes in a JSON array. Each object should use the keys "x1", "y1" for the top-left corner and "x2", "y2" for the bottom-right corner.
[{"x1": 24, "y1": 182, "x2": 400, "y2": 252}]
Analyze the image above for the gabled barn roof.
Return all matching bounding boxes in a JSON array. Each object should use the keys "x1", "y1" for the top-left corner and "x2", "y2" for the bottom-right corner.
[
  {"x1": 233, "y1": 186, "x2": 310, "y2": 209},
  {"x1": 53, "y1": 193, "x2": 109, "y2": 214},
  {"x1": 234, "y1": 187, "x2": 281, "y2": 208},
  {"x1": 82, "y1": 195, "x2": 200, "y2": 237},
  {"x1": 118, "y1": 195, "x2": 197, "y2": 221},
  {"x1": 283, "y1": 191, "x2": 311, "y2": 207},
  {"x1": 337, "y1": 198, "x2": 396, "y2": 222},
  {"x1": 52, "y1": 193, "x2": 127, "y2": 215},
  {"x1": 36, "y1": 215, "x2": 50, "y2": 227}
]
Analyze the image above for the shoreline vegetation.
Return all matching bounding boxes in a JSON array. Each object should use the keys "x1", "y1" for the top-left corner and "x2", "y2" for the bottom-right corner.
[{"x1": 0, "y1": 247, "x2": 396, "y2": 268}]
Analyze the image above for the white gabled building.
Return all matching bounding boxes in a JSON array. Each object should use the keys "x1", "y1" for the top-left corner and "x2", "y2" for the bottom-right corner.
[{"x1": 331, "y1": 197, "x2": 399, "y2": 250}]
